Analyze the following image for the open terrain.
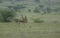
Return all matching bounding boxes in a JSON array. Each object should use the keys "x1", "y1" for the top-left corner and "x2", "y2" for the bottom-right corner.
[
  {"x1": 0, "y1": 0, "x2": 60, "y2": 38},
  {"x1": 0, "y1": 14, "x2": 60, "y2": 38}
]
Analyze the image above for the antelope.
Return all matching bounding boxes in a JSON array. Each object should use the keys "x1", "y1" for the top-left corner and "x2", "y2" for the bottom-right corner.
[{"x1": 14, "y1": 15, "x2": 28, "y2": 24}]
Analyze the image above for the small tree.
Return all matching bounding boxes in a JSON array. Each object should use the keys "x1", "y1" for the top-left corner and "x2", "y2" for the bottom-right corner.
[{"x1": 0, "y1": 8, "x2": 15, "y2": 22}]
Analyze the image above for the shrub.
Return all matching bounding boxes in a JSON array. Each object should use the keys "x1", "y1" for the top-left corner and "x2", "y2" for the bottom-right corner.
[
  {"x1": 53, "y1": 20, "x2": 58, "y2": 23},
  {"x1": 0, "y1": 8, "x2": 16, "y2": 22},
  {"x1": 33, "y1": 7, "x2": 40, "y2": 13},
  {"x1": 33, "y1": 18, "x2": 44, "y2": 23},
  {"x1": 39, "y1": 5, "x2": 44, "y2": 9},
  {"x1": 28, "y1": 9, "x2": 31, "y2": 12}
]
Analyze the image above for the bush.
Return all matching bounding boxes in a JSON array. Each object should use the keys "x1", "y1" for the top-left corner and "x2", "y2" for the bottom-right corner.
[
  {"x1": 28, "y1": 9, "x2": 31, "y2": 12},
  {"x1": 53, "y1": 20, "x2": 58, "y2": 23},
  {"x1": 33, "y1": 18, "x2": 44, "y2": 23},
  {"x1": 33, "y1": 7, "x2": 40, "y2": 13},
  {"x1": 39, "y1": 5, "x2": 44, "y2": 9},
  {"x1": 0, "y1": 8, "x2": 15, "y2": 22}
]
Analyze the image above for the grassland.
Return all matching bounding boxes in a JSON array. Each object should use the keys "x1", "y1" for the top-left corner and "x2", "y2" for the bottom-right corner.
[
  {"x1": 0, "y1": 14, "x2": 60, "y2": 38},
  {"x1": 0, "y1": 0, "x2": 60, "y2": 38}
]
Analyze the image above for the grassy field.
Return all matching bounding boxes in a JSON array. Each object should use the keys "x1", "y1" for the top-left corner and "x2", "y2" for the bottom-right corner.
[
  {"x1": 0, "y1": 1, "x2": 60, "y2": 38},
  {"x1": 0, "y1": 14, "x2": 60, "y2": 38},
  {"x1": 0, "y1": 22, "x2": 60, "y2": 38}
]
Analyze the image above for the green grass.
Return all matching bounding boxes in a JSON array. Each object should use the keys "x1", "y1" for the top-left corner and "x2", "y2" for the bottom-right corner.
[
  {"x1": 0, "y1": 22, "x2": 60, "y2": 38},
  {"x1": 0, "y1": 1, "x2": 60, "y2": 38},
  {"x1": 0, "y1": 14, "x2": 60, "y2": 38}
]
